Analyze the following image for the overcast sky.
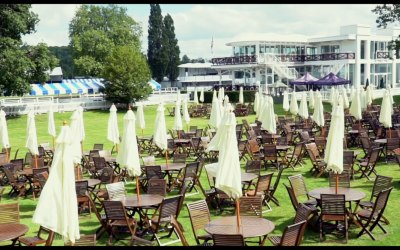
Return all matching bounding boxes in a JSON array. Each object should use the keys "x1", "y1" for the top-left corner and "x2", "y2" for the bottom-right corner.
[{"x1": 22, "y1": 4, "x2": 385, "y2": 60}]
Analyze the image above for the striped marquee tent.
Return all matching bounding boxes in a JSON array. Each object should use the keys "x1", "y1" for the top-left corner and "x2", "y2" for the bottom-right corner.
[{"x1": 30, "y1": 78, "x2": 105, "y2": 96}]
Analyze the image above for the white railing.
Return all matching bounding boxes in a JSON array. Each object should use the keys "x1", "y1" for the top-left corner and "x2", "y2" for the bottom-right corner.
[
  {"x1": 179, "y1": 75, "x2": 232, "y2": 82},
  {"x1": 152, "y1": 87, "x2": 179, "y2": 94}
]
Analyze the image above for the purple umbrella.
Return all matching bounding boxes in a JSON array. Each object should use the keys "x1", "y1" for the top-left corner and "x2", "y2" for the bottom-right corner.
[
  {"x1": 314, "y1": 72, "x2": 351, "y2": 86},
  {"x1": 289, "y1": 72, "x2": 319, "y2": 85}
]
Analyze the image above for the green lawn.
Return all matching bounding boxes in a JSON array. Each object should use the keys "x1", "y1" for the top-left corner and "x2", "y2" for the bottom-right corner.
[{"x1": 1, "y1": 102, "x2": 399, "y2": 246}]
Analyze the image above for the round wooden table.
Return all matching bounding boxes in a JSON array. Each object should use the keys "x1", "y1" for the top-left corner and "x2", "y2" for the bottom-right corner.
[
  {"x1": 205, "y1": 216, "x2": 275, "y2": 246},
  {"x1": 0, "y1": 223, "x2": 29, "y2": 244},
  {"x1": 160, "y1": 162, "x2": 186, "y2": 171},
  {"x1": 308, "y1": 187, "x2": 366, "y2": 202},
  {"x1": 77, "y1": 178, "x2": 101, "y2": 188},
  {"x1": 119, "y1": 194, "x2": 164, "y2": 208}
]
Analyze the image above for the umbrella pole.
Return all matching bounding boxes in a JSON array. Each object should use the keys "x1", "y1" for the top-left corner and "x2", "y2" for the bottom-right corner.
[
  {"x1": 136, "y1": 176, "x2": 140, "y2": 202},
  {"x1": 236, "y1": 199, "x2": 241, "y2": 231},
  {"x1": 165, "y1": 151, "x2": 169, "y2": 167},
  {"x1": 336, "y1": 173, "x2": 338, "y2": 194},
  {"x1": 35, "y1": 155, "x2": 38, "y2": 168}
]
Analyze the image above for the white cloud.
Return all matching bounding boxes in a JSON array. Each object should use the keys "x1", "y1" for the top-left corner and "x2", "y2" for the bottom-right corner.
[{"x1": 22, "y1": 4, "x2": 385, "y2": 59}]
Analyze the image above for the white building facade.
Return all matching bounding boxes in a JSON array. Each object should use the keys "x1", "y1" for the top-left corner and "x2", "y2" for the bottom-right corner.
[{"x1": 209, "y1": 24, "x2": 400, "y2": 89}]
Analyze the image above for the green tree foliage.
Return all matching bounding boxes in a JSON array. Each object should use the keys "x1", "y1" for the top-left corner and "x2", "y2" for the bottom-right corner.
[
  {"x1": 372, "y1": 4, "x2": 400, "y2": 57},
  {"x1": 181, "y1": 54, "x2": 190, "y2": 64},
  {"x1": 0, "y1": 4, "x2": 58, "y2": 96},
  {"x1": 49, "y1": 46, "x2": 74, "y2": 78},
  {"x1": 147, "y1": 4, "x2": 165, "y2": 83},
  {"x1": 69, "y1": 4, "x2": 142, "y2": 77},
  {"x1": 103, "y1": 46, "x2": 152, "y2": 106},
  {"x1": 162, "y1": 14, "x2": 180, "y2": 82}
]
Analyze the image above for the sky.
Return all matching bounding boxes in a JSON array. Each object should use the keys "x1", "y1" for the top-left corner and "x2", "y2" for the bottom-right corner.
[{"x1": 22, "y1": 4, "x2": 385, "y2": 61}]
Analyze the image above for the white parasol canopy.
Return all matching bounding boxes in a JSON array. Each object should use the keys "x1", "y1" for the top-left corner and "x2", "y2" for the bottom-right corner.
[
  {"x1": 48, "y1": 105, "x2": 56, "y2": 138},
  {"x1": 330, "y1": 87, "x2": 336, "y2": 105},
  {"x1": 342, "y1": 88, "x2": 349, "y2": 109},
  {"x1": 26, "y1": 110, "x2": 39, "y2": 156},
  {"x1": 365, "y1": 85, "x2": 373, "y2": 106},
  {"x1": 209, "y1": 90, "x2": 221, "y2": 129},
  {"x1": 0, "y1": 110, "x2": 10, "y2": 150},
  {"x1": 379, "y1": 89, "x2": 392, "y2": 129},
  {"x1": 117, "y1": 109, "x2": 141, "y2": 177},
  {"x1": 349, "y1": 88, "x2": 362, "y2": 121},
  {"x1": 223, "y1": 95, "x2": 230, "y2": 108},
  {"x1": 324, "y1": 95, "x2": 344, "y2": 174},
  {"x1": 69, "y1": 109, "x2": 83, "y2": 165},
  {"x1": 239, "y1": 86, "x2": 244, "y2": 104},
  {"x1": 32, "y1": 124, "x2": 80, "y2": 244},
  {"x1": 283, "y1": 90, "x2": 289, "y2": 112},
  {"x1": 136, "y1": 103, "x2": 146, "y2": 130},
  {"x1": 199, "y1": 88, "x2": 204, "y2": 103},
  {"x1": 193, "y1": 88, "x2": 199, "y2": 104},
  {"x1": 182, "y1": 98, "x2": 191, "y2": 125},
  {"x1": 153, "y1": 102, "x2": 168, "y2": 150},
  {"x1": 360, "y1": 88, "x2": 367, "y2": 111},
  {"x1": 308, "y1": 89, "x2": 315, "y2": 109},
  {"x1": 254, "y1": 91, "x2": 260, "y2": 115},
  {"x1": 173, "y1": 100, "x2": 183, "y2": 130},
  {"x1": 207, "y1": 107, "x2": 242, "y2": 199},
  {"x1": 298, "y1": 92, "x2": 309, "y2": 119},
  {"x1": 264, "y1": 96, "x2": 277, "y2": 134},
  {"x1": 312, "y1": 90, "x2": 325, "y2": 127},
  {"x1": 107, "y1": 104, "x2": 120, "y2": 145},
  {"x1": 289, "y1": 90, "x2": 299, "y2": 115}
]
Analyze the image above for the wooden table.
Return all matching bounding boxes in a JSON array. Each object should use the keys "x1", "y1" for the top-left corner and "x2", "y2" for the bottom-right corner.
[
  {"x1": 160, "y1": 162, "x2": 186, "y2": 191},
  {"x1": 308, "y1": 187, "x2": 366, "y2": 227},
  {"x1": 119, "y1": 194, "x2": 164, "y2": 229},
  {"x1": 78, "y1": 178, "x2": 101, "y2": 188},
  {"x1": 0, "y1": 223, "x2": 29, "y2": 245},
  {"x1": 204, "y1": 216, "x2": 275, "y2": 246}
]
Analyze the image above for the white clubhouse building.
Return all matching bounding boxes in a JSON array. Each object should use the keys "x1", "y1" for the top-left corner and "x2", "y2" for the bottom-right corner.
[{"x1": 178, "y1": 24, "x2": 400, "y2": 90}]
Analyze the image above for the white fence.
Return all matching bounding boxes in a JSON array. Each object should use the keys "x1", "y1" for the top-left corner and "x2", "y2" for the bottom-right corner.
[{"x1": 0, "y1": 89, "x2": 187, "y2": 116}]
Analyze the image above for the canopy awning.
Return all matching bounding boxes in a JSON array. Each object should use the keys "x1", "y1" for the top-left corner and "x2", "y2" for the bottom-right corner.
[
  {"x1": 314, "y1": 72, "x2": 351, "y2": 86},
  {"x1": 148, "y1": 79, "x2": 161, "y2": 90},
  {"x1": 30, "y1": 78, "x2": 105, "y2": 96}
]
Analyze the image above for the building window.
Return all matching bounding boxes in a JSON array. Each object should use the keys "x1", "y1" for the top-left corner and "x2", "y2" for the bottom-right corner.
[{"x1": 361, "y1": 40, "x2": 365, "y2": 59}]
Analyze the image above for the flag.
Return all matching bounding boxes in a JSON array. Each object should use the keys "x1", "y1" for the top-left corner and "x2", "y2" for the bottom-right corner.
[{"x1": 211, "y1": 36, "x2": 213, "y2": 54}]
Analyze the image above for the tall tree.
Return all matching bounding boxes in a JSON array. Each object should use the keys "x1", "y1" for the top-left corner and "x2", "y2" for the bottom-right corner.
[
  {"x1": 147, "y1": 4, "x2": 165, "y2": 82},
  {"x1": 49, "y1": 46, "x2": 74, "y2": 78},
  {"x1": 162, "y1": 14, "x2": 180, "y2": 83},
  {"x1": 372, "y1": 4, "x2": 400, "y2": 57},
  {"x1": 103, "y1": 46, "x2": 152, "y2": 106},
  {"x1": 69, "y1": 4, "x2": 142, "y2": 76},
  {"x1": 181, "y1": 54, "x2": 190, "y2": 64},
  {"x1": 0, "y1": 4, "x2": 58, "y2": 96}
]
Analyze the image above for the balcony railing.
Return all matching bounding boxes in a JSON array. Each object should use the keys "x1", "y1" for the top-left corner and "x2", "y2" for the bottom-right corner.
[{"x1": 211, "y1": 52, "x2": 356, "y2": 65}]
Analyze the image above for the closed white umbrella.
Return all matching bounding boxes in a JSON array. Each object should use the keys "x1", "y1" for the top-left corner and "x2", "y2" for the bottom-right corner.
[
  {"x1": 78, "y1": 106, "x2": 85, "y2": 151},
  {"x1": 289, "y1": 90, "x2": 298, "y2": 116},
  {"x1": 264, "y1": 96, "x2": 277, "y2": 134},
  {"x1": 342, "y1": 88, "x2": 349, "y2": 109},
  {"x1": 298, "y1": 93, "x2": 309, "y2": 120},
  {"x1": 48, "y1": 105, "x2": 56, "y2": 151},
  {"x1": 107, "y1": 104, "x2": 120, "y2": 153},
  {"x1": 308, "y1": 89, "x2": 315, "y2": 109},
  {"x1": 193, "y1": 88, "x2": 199, "y2": 104},
  {"x1": 239, "y1": 86, "x2": 244, "y2": 104},
  {"x1": 209, "y1": 90, "x2": 221, "y2": 129},
  {"x1": 224, "y1": 94, "x2": 230, "y2": 108},
  {"x1": 70, "y1": 109, "x2": 83, "y2": 179},
  {"x1": 254, "y1": 91, "x2": 260, "y2": 115},
  {"x1": 206, "y1": 107, "x2": 242, "y2": 227},
  {"x1": 0, "y1": 110, "x2": 10, "y2": 161},
  {"x1": 349, "y1": 88, "x2": 362, "y2": 121},
  {"x1": 176, "y1": 89, "x2": 181, "y2": 102},
  {"x1": 26, "y1": 110, "x2": 39, "y2": 168},
  {"x1": 136, "y1": 103, "x2": 146, "y2": 136},
  {"x1": 379, "y1": 89, "x2": 393, "y2": 137},
  {"x1": 283, "y1": 90, "x2": 290, "y2": 113},
  {"x1": 350, "y1": 86, "x2": 356, "y2": 101},
  {"x1": 199, "y1": 88, "x2": 204, "y2": 103},
  {"x1": 365, "y1": 85, "x2": 373, "y2": 107},
  {"x1": 153, "y1": 102, "x2": 169, "y2": 164},
  {"x1": 324, "y1": 95, "x2": 344, "y2": 193},
  {"x1": 182, "y1": 97, "x2": 191, "y2": 130},
  {"x1": 32, "y1": 123, "x2": 80, "y2": 244},
  {"x1": 330, "y1": 87, "x2": 336, "y2": 105},
  {"x1": 117, "y1": 108, "x2": 142, "y2": 197},
  {"x1": 220, "y1": 87, "x2": 225, "y2": 101},
  {"x1": 360, "y1": 88, "x2": 367, "y2": 111},
  {"x1": 312, "y1": 90, "x2": 325, "y2": 127},
  {"x1": 173, "y1": 100, "x2": 183, "y2": 132}
]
